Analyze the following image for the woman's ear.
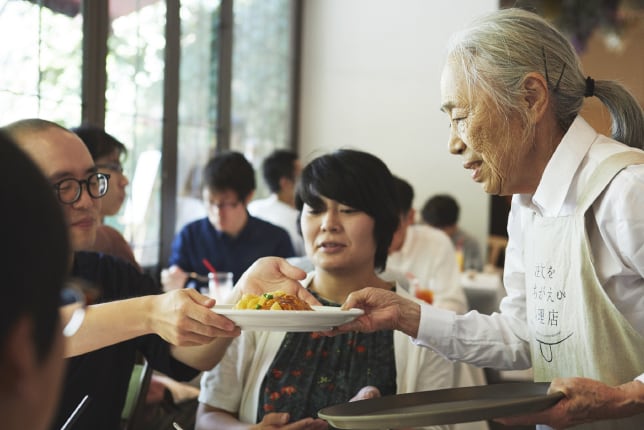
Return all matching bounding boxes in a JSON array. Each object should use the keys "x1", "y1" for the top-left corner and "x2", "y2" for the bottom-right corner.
[{"x1": 522, "y1": 72, "x2": 550, "y2": 122}]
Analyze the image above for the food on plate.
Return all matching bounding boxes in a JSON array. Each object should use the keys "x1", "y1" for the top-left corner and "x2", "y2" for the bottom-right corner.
[{"x1": 234, "y1": 290, "x2": 313, "y2": 311}]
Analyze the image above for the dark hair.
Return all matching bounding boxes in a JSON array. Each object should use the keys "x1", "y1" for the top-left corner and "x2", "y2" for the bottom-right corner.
[
  {"x1": 0, "y1": 131, "x2": 69, "y2": 362},
  {"x1": 392, "y1": 176, "x2": 414, "y2": 215},
  {"x1": 71, "y1": 124, "x2": 127, "y2": 160},
  {"x1": 202, "y1": 151, "x2": 255, "y2": 201},
  {"x1": 261, "y1": 150, "x2": 298, "y2": 193},
  {"x1": 295, "y1": 149, "x2": 399, "y2": 272},
  {"x1": 421, "y1": 194, "x2": 460, "y2": 227}
]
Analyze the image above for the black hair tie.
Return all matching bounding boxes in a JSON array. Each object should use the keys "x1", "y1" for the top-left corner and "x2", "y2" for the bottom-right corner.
[{"x1": 584, "y1": 76, "x2": 595, "y2": 97}]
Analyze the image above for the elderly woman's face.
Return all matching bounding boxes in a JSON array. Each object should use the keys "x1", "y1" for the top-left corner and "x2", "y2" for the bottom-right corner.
[{"x1": 440, "y1": 58, "x2": 528, "y2": 195}]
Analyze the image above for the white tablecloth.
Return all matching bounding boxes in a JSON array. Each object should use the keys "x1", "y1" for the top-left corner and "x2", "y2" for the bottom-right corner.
[{"x1": 461, "y1": 272, "x2": 505, "y2": 315}]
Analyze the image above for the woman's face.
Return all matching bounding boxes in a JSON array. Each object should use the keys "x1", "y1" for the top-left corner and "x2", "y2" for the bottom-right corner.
[
  {"x1": 300, "y1": 196, "x2": 376, "y2": 273},
  {"x1": 94, "y1": 149, "x2": 128, "y2": 217},
  {"x1": 440, "y1": 58, "x2": 530, "y2": 195}
]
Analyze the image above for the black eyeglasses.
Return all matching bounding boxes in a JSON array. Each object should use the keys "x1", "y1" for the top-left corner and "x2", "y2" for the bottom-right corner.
[{"x1": 52, "y1": 172, "x2": 110, "y2": 205}]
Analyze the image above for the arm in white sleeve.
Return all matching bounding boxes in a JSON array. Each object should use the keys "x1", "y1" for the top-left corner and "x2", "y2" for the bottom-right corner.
[{"x1": 413, "y1": 202, "x2": 532, "y2": 370}]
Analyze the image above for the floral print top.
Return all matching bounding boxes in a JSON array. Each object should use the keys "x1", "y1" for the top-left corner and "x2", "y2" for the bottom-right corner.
[{"x1": 256, "y1": 290, "x2": 396, "y2": 425}]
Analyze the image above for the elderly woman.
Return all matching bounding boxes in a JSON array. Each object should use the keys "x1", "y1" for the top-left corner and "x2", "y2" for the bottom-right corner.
[
  {"x1": 196, "y1": 149, "x2": 455, "y2": 430},
  {"x1": 328, "y1": 8, "x2": 644, "y2": 430},
  {"x1": 242, "y1": 8, "x2": 644, "y2": 430}
]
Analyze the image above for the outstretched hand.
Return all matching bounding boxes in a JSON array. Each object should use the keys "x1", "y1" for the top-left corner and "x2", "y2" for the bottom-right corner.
[
  {"x1": 327, "y1": 287, "x2": 421, "y2": 338},
  {"x1": 495, "y1": 377, "x2": 644, "y2": 429},
  {"x1": 148, "y1": 288, "x2": 239, "y2": 346},
  {"x1": 234, "y1": 257, "x2": 320, "y2": 307}
]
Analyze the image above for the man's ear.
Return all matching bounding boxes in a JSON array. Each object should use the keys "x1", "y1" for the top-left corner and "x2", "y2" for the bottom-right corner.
[
  {"x1": 522, "y1": 72, "x2": 550, "y2": 122},
  {"x1": 0, "y1": 316, "x2": 37, "y2": 398}
]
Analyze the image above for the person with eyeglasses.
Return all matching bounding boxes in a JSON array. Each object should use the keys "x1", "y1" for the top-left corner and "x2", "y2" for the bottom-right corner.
[
  {"x1": 71, "y1": 125, "x2": 142, "y2": 272},
  {"x1": 164, "y1": 151, "x2": 295, "y2": 291},
  {"x1": 0, "y1": 132, "x2": 70, "y2": 430},
  {"x1": 1, "y1": 119, "x2": 302, "y2": 430}
]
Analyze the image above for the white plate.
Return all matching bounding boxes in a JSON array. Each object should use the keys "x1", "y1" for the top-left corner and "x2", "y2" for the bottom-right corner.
[
  {"x1": 318, "y1": 382, "x2": 563, "y2": 428},
  {"x1": 213, "y1": 305, "x2": 364, "y2": 331}
]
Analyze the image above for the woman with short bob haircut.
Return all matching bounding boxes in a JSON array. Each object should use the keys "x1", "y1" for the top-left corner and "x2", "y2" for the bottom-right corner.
[{"x1": 196, "y1": 149, "x2": 454, "y2": 430}]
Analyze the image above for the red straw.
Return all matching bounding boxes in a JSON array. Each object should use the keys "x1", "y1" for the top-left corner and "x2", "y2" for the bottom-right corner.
[
  {"x1": 202, "y1": 258, "x2": 217, "y2": 274},
  {"x1": 202, "y1": 258, "x2": 218, "y2": 289}
]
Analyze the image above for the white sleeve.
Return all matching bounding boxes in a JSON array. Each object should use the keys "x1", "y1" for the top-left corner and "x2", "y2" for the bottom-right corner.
[
  {"x1": 199, "y1": 333, "x2": 254, "y2": 413},
  {"x1": 413, "y1": 201, "x2": 532, "y2": 370}
]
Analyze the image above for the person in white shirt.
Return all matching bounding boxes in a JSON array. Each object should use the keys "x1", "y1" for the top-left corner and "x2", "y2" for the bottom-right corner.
[
  {"x1": 248, "y1": 149, "x2": 304, "y2": 255},
  {"x1": 243, "y1": 8, "x2": 644, "y2": 429},
  {"x1": 385, "y1": 176, "x2": 468, "y2": 314},
  {"x1": 421, "y1": 193, "x2": 484, "y2": 272}
]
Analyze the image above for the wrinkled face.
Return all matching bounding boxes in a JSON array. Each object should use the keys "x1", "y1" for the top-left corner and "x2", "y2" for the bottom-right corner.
[
  {"x1": 440, "y1": 58, "x2": 527, "y2": 195},
  {"x1": 300, "y1": 195, "x2": 376, "y2": 273},
  {"x1": 202, "y1": 188, "x2": 248, "y2": 236},
  {"x1": 94, "y1": 150, "x2": 128, "y2": 217},
  {"x1": 20, "y1": 128, "x2": 101, "y2": 250}
]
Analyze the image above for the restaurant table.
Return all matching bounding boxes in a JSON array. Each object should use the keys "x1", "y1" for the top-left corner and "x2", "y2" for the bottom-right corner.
[{"x1": 461, "y1": 271, "x2": 505, "y2": 315}]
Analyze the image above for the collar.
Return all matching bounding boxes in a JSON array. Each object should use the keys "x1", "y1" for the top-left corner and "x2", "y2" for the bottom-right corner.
[{"x1": 528, "y1": 116, "x2": 597, "y2": 216}]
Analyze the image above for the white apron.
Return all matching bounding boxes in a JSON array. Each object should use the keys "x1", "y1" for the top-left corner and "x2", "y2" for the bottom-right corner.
[{"x1": 523, "y1": 150, "x2": 644, "y2": 429}]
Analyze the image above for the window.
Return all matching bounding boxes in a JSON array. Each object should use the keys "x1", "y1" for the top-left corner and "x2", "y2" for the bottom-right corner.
[
  {"x1": 231, "y1": 0, "x2": 294, "y2": 164},
  {"x1": 105, "y1": 0, "x2": 167, "y2": 266},
  {"x1": 174, "y1": 0, "x2": 221, "y2": 233},
  {"x1": 0, "y1": 0, "x2": 82, "y2": 126},
  {"x1": 0, "y1": 0, "x2": 299, "y2": 270}
]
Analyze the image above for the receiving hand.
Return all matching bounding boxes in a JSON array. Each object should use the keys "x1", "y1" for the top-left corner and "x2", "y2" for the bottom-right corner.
[
  {"x1": 328, "y1": 287, "x2": 421, "y2": 338},
  {"x1": 495, "y1": 377, "x2": 644, "y2": 429},
  {"x1": 254, "y1": 412, "x2": 328, "y2": 429},
  {"x1": 235, "y1": 257, "x2": 320, "y2": 307},
  {"x1": 148, "y1": 288, "x2": 239, "y2": 346}
]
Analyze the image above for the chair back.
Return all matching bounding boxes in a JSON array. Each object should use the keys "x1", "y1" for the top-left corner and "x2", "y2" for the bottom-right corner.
[
  {"x1": 487, "y1": 235, "x2": 508, "y2": 269},
  {"x1": 120, "y1": 356, "x2": 152, "y2": 430}
]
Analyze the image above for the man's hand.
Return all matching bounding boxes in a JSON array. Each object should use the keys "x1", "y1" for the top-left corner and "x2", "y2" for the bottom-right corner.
[
  {"x1": 147, "y1": 288, "x2": 239, "y2": 346},
  {"x1": 234, "y1": 257, "x2": 319, "y2": 307},
  {"x1": 328, "y1": 287, "x2": 421, "y2": 338},
  {"x1": 496, "y1": 377, "x2": 644, "y2": 429}
]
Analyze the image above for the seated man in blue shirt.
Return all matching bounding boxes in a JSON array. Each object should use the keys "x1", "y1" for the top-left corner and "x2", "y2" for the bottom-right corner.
[{"x1": 165, "y1": 151, "x2": 295, "y2": 290}]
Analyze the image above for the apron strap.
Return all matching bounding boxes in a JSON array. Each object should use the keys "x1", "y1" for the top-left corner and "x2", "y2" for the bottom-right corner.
[{"x1": 576, "y1": 150, "x2": 644, "y2": 213}]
